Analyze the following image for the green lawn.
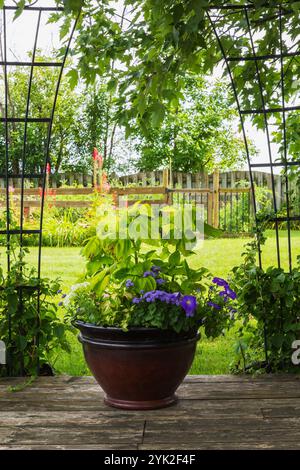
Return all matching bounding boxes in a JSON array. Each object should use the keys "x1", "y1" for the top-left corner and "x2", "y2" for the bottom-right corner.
[{"x1": 13, "y1": 230, "x2": 300, "y2": 375}]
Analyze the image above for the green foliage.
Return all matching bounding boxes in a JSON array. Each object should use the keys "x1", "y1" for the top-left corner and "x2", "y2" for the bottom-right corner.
[
  {"x1": 232, "y1": 224, "x2": 300, "y2": 372},
  {"x1": 70, "y1": 82, "x2": 117, "y2": 172},
  {"x1": 133, "y1": 78, "x2": 248, "y2": 173},
  {"x1": 0, "y1": 54, "x2": 83, "y2": 175},
  {"x1": 63, "y1": 206, "x2": 236, "y2": 335},
  {"x1": 0, "y1": 247, "x2": 70, "y2": 376},
  {"x1": 53, "y1": 0, "x2": 300, "y2": 142}
]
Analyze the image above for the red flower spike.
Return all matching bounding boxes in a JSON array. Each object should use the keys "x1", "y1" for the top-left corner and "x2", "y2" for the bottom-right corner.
[{"x1": 93, "y1": 148, "x2": 99, "y2": 161}]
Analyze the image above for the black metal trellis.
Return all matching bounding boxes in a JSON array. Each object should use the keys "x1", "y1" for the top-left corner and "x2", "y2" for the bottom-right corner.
[
  {"x1": 0, "y1": 3, "x2": 78, "y2": 376},
  {"x1": 207, "y1": 3, "x2": 300, "y2": 363}
]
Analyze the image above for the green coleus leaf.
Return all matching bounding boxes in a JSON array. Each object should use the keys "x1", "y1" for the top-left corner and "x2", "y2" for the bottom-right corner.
[
  {"x1": 169, "y1": 250, "x2": 180, "y2": 267},
  {"x1": 91, "y1": 272, "x2": 110, "y2": 295},
  {"x1": 81, "y1": 236, "x2": 101, "y2": 259}
]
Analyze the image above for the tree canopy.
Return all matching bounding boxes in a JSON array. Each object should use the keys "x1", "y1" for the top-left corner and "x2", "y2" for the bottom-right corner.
[
  {"x1": 49, "y1": 0, "x2": 300, "y2": 148},
  {"x1": 2, "y1": 0, "x2": 300, "y2": 169},
  {"x1": 133, "y1": 77, "x2": 248, "y2": 173}
]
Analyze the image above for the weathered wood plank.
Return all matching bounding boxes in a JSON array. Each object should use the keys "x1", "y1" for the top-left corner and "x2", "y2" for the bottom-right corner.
[
  {"x1": 1, "y1": 375, "x2": 300, "y2": 449},
  {"x1": 262, "y1": 405, "x2": 300, "y2": 418},
  {"x1": 0, "y1": 444, "x2": 137, "y2": 450},
  {"x1": 139, "y1": 442, "x2": 300, "y2": 450},
  {"x1": 0, "y1": 400, "x2": 264, "y2": 421},
  {"x1": 1, "y1": 373, "x2": 300, "y2": 389},
  {"x1": 0, "y1": 420, "x2": 145, "y2": 446},
  {"x1": 142, "y1": 417, "x2": 300, "y2": 445}
]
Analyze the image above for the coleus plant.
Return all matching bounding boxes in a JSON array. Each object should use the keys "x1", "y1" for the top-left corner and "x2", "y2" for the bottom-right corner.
[{"x1": 62, "y1": 206, "x2": 237, "y2": 336}]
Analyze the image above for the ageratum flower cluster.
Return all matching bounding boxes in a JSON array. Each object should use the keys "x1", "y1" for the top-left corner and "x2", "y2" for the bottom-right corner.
[
  {"x1": 132, "y1": 290, "x2": 197, "y2": 317},
  {"x1": 125, "y1": 266, "x2": 198, "y2": 317}
]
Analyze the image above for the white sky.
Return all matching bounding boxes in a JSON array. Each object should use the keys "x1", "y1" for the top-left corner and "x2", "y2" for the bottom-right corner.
[{"x1": 0, "y1": 0, "x2": 280, "y2": 174}]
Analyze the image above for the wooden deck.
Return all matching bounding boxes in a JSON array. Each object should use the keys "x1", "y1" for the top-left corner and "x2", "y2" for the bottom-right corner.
[{"x1": 1, "y1": 374, "x2": 300, "y2": 450}]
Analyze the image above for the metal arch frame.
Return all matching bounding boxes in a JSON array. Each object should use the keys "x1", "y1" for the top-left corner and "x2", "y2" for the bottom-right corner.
[
  {"x1": 207, "y1": 3, "x2": 300, "y2": 364},
  {"x1": 207, "y1": 4, "x2": 300, "y2": 268},
  {"x1": 1, "y1": 4, "x2": 78, "y2": 376}
]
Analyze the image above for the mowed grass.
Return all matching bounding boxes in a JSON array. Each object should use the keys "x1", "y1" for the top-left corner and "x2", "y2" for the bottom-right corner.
[{"x1": 12, "y1": 229, "x2": 300, "y2": 375}]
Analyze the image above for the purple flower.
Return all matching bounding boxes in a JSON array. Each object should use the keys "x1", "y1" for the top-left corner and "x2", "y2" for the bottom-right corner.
[
  {"x1": 151, "y1": 265, "x2": 161, "y2": 273},
  {"x1": 219, "y1": 291, "x2": 229, "y2": 301},
  {"x1": 156, "y1": 278, "x2": 165, "y2": 286},
  {"x1": 170, "y1": 292, "x2": 181, "y2": 305},
  {"x1": 226, "y1": 288, "x2": 237, "y2": 300},
  {"x1": 58, "y1": 301, "x2": 63, "y2": 307},
  {"x1": 125, "y1": 279, "x2": 134, "y2": 288},
  {"x1": 61, "y1": 293, "x2": 67, "y2": 299},
  {"x1": 143, "y1": 271, "x2": 155, "y2": 278},
  {"x1": 132, "y1": 297, "x2": 141, "y2": 304},
  {"x1": 212, "y1": 277, "x2": 229, "y2": 288},
  {"x1": 180, "y1": 295, "x2": 197, "y2": 317},
  {"x1": 207, "y1": 301, "x2": 221, "y2": 310},
  {"x1": 143, "y1": 291, "x2": 156, "y2": 302},
  {"x1": 229, "y1": 307, "x2": 237, "y2": 319},
  {"x1": 57, "y1": 289, "x2": 62, "y2": 294}
]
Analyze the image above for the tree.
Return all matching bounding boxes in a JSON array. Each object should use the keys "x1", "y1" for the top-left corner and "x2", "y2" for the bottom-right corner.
[
  {"x1": 46, "y1": 0, "x2": 300, "y2": 156},
  {"x1": 70, "y1": 81, "x2": 118, "y2": 173},
  {"x1": 0, "y1": 53, "x2": 82, "y2": 175},
  {"x1": 133, "y1": 77, "x2": 248, "y2": 173},
  {"x1": 6, "y1": 1, "x2": 299, "y2": 169}
]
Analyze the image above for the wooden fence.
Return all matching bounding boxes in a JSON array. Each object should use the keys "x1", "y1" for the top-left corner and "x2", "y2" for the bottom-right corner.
[{"x1": 0, "y1": 170, "x2": 252, "y2": 232}]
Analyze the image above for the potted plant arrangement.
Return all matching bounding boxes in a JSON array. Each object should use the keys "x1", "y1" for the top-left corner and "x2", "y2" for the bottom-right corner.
[{"x1": 62, "y1": 207, "x2": 237, "y2": 409}]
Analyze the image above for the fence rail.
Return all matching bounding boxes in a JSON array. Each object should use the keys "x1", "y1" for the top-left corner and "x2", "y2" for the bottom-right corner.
[{"x1": 0, "y1": 172, "x2": 252, "y2": 232}]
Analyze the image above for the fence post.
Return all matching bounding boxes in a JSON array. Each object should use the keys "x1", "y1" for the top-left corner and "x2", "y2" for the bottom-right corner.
[
  {"x1": 212, "y1": 169, "x2": 220, "y2": 228},
  {"x1": 162, "y1": 169, "x2": 169, "y2": 187},
  {"x1": 207, "y1": 191, "x2": 213, "y2": 226},
  {"x1": 162, "y1": 169, "x2": 171, "y2": 204}
]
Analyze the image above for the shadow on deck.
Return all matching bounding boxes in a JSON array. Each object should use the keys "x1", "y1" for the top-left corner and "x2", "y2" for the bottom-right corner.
[{"x1": 1, "y1": 374, "x2": 300, "y2": 450}]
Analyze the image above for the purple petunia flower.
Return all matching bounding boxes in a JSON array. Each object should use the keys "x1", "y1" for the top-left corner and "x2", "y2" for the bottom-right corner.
[
  {"x1": 125, "y1": 279, "x2": 134, "y2": 288},
  {"x1": 207, "y1": 301, "x2": 221, "y2": 310},
  {"x1": 226, "y1": 288, "x2": 237, "y2": 300},
  {"x1": 156, "y1": 278, "x2": 165, "y2": 286},
  {"x1": 58, "y1": 301, "x2": 63, "y2": 307},
  {"x1": 219, "y1": 291, "x2": 228, "y2": 300},
  {"x1": 212, "y1": 277, "x2": 229, "y2": 288},
  {"x1": 180, "y1": 295, "x2": 197, "y2": 317},
  {"x1": 132, "y1": 297, "x2": 141, "y2": 304}
]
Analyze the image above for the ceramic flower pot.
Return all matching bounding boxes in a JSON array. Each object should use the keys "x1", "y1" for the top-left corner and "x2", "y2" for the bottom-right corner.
[{"x1": 76, "y1": 321, "x2": 200, "y2": 410}]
